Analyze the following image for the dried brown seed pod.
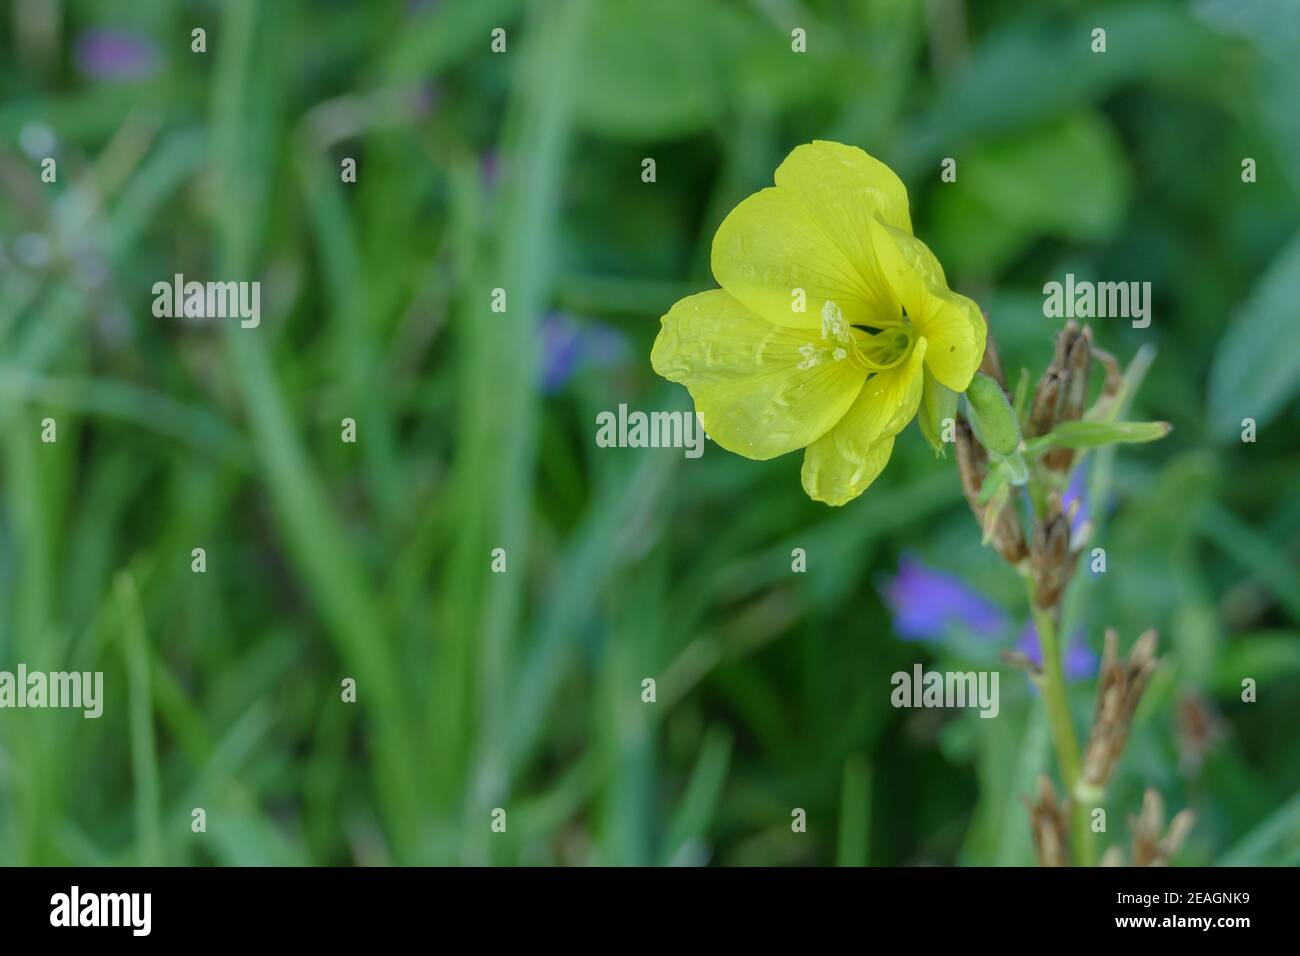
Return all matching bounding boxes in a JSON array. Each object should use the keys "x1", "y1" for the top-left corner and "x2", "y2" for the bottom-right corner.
[
  {"x1": 1043, "y1": 325, "x2": 1093, "y2": 472},
  {"x1": 955, "y1": 416, "x2": 1028, "y2": 566},
  {"x1": 1025, "y1": 774, "x2": 1071, "y2": 867},
  {"x1": 1030, "y1": 496, "x2": 1075, "y2": 609},
  {"x1": 1081, "y1": 629, "x2": 1159, "y2": 792},
  {"x1": 1128, "y1": 788, "x2": 1195, "y2": 867}
]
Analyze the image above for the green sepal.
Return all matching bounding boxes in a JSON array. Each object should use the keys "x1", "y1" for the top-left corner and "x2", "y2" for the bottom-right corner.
[
  {"x1": 918, "y1": 368, "x2": 958, "y2": 457},
  {"x1": 1023, "y1": 420, "x2": 1171, "y2": 456}
]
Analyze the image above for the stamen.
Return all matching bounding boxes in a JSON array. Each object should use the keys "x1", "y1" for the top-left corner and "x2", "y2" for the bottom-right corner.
[
  {"x1": 806, "y1": 300, "x2": 916, "y2": 374},
  {"x1": 820, "y1": 300, "x2": 853, "y2": 345}
]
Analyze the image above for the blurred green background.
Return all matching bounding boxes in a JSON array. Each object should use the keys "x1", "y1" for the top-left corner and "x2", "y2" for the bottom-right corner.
[{"x1": 1, "y1": 0, "x2": 1298, "y2": 866}]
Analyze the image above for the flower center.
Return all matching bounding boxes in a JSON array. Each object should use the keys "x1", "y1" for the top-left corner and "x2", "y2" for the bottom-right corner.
[
  {"x1": 855, "y1": 324, "x2": 915, "y2": 371},
  {"x1": 799, "y1": 301, "x2": 915, "y2": 373}
]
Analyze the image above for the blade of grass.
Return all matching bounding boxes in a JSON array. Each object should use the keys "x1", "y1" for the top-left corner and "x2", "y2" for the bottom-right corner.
[
  {"x1": 294, "y1": 147, "x2": 402, "y2": 526},
  {"x1": 661, "y1": 725, "x2": 733, "y2": 866},
  {"x1": 0, "y1": 367, "x2": 252, "y2": 469},
  {"x1": 1218, "y1": 790, "x2": 1300, "y2": 866},
  {"x1": 1198, "y1": 504, "x2": 1300, "y2": 624},
  {"x1": 836, "y1": 756, "x2": 872, "y2": 867},
  {"x1": 114, "y1": 570, "x2": 163, "y2": 866},
  {"x1": 443, "y1": 0, "x2": 592, "y2": 857},
  {"x1": 211, "y1": 0, "x2": 423, "y2": 851}
]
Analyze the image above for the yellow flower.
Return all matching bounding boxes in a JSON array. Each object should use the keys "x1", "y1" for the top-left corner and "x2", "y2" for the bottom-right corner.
[{"x1": 651, "y1": 141, "x2": 986, "y2": 506}]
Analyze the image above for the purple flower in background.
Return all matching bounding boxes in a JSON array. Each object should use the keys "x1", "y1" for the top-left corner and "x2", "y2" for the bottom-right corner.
[
  {"x1": 480, "y1": 151, "x2": 500, "y2": 190},
  {"x1": 409, "y1": 82, "x2": 440, "y2": 117},
  {"x1": 1016, "y1": 621, "x2": 1098, "y2": 681},
  {"x1": 74, "y1": 30, "x2": 160, "y2": 82},
  {"x1": 540, "y1": 313, "x2": 584, "y2": 392},
  {"x1": 881, "y1": 555, "x2": 1007, "y2": 642},
  {"x1": 538, "y1": 312, "x2": 626, "y2": 394},
  {"x1": 1062, "y1": 469, "x2": 1091, "y2": 536}
]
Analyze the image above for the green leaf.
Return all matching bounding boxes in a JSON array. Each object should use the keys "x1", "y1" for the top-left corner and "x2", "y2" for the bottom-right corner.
[
  {"x1": 385, "y1": 0, "x2": 525, "y2": 80},
  {"x1": 980, "y1": 482, "x2": 1012, "y2": 545},
  {"x1": 1212, "y1": 631, "x2": 1300, "y2": 698},
  {"x1": 1198, "y1": 506, "x2": 1300, "y2": 624},
  {"x1": 662, "y1": 726, "x2": 733, "y2": 865},
  {"x1": 976, "y1": 462, "x2": 1009, "y2": 507},
  {"x1": 1012, "y1": 367, "x2": 1031, "y2": 423},
  {"x1": 995, "y1": 449, "x2": 1029, "y2": 486},
  {"x1": 1218, "y1": 791, "x2": 1300, "y2": 866},
  {"x1": 573, "y1": 0, "x2": 742, "y2": 140},
  {"x1": 1195, "y1": 0, "x2": 1300, "y2": 195},
  {"x1": 1207, "y1": 230, "x2": 1300, "y2": 438},
  {"x1": 836, "y1": 757, "x2": 871, "y2": 867},
  {"x1": 1023, "y1": 420, "x2": 1171, "y2": 455},
  {"x1": 900, "y1": 4, "x2": 1235, "y2": 170},
  {"x1": 928, "y1": 112, "x2": 1131, "y2": 274},
  {"x1": 115, "y1": 572, "x2": 162, "y2": 867}
]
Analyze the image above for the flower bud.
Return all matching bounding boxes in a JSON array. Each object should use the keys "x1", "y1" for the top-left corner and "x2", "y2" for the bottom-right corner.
[
  {"x1": 1127, "y1": 789, "x2": 1195, "y2": 867},
  {"x1": 1028, "y1": 322, "x2": 1097, "y2": 475},
  {"x1": 1058, "y1": 326, "x2": 1093, "y2": 423},
  {"x1": 1082, "y1": 629, "x2": 1159, "y2": 792},
  {"x1": 1030, "y1": 497, "x2": 1075, "y2": 609},
  {"x1": 1028, "y1": 369, "x2": 1063, "y2": 439},
  {"x1": 1044, "y1": 326, "x2": 1092, "y2": 472},
  {"x1": 1025, "y1": 775, "x2": 1070, "y2": 868},
  {"x1": 965, "y1": 372, "x2": 1021, "y2": 457}
]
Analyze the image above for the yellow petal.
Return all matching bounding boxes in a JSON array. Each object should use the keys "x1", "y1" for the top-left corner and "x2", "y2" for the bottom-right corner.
[
  {"x1": 775, "y1": 140, "x2": 913, "y2": 290},
  {"x1": 869, "y1": 217, "x2": 987, "y2": 391},
  {"x1": 798, "y1": 340, "x2": 925, "y2": 506},
  {"x1": 916, "y1": 292, "x2": 985, "y2": 391},
  {"x1": 802, "y1": 434, "x2": 895, "y2": 507},
  {"x1": 777, "y1": 141, "x2": 911, "y2": 232},
  {"x1": 711, "y1": 186, "x2": 900, "y2": 331},
  {"x1": 850, "y1": 337, "x2": 928, "y2": 442},
  {"x1": 651, "y1": 289, "x2": 866, "y2": 460}
]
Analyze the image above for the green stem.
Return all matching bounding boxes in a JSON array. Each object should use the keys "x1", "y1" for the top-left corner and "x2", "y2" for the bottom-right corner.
[{"x1": 1029, "y1": 594, "x2": 1095, "y2": 866}]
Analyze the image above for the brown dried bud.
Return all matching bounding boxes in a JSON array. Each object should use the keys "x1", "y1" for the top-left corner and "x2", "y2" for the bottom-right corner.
[
  {"x1": 1028, "y1": 368, "x2": 1064, "y2": 440},
  {"x1": 1176, "y1": 692, "x2": 1222, "y2": 775},
  {"x1": 1059, "y1": 326, "x2": 1093, "y2": 422},
  {"x1": 1081, "y1": 629, "x2": 1164, "y2": 790},
  {"x1": 1030, "y1": 496, "x2": 1075, "y2": 609},
  {"x1": 978, "y1": 325, "x2": 1007, "y2": 392},
  {"x1": 954, "y1": 416, "x2": 987, "y2": 508},
  {"x1": 1000, "y1": 648, "x2": 1041, "y2": 677},
  {"x1": 990, "y1": 501, "x2": 1029, "y2": 567},
  {"x1": 1043, "y1": 326, "x2": 1093, "y2": 472},
  {"x1": 955, "y1": 416, "x2": 1028, "y2": 566},
  {"x1": 1024, "y1": 322, "x2": 1076, "y2": 435},
  {"x1": 1128, "y1": 789, "x2": 1195, "y2": 867},
  {"x1": 1090, "y1": 345, "x2": 1123, "y2": 399},
  {"x1": 1081, "y1": 629, "x2": 1160, "y2": 791},
  {"x1": 1025, "y1": 774, "x2": 1070, "y2": 867}
]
